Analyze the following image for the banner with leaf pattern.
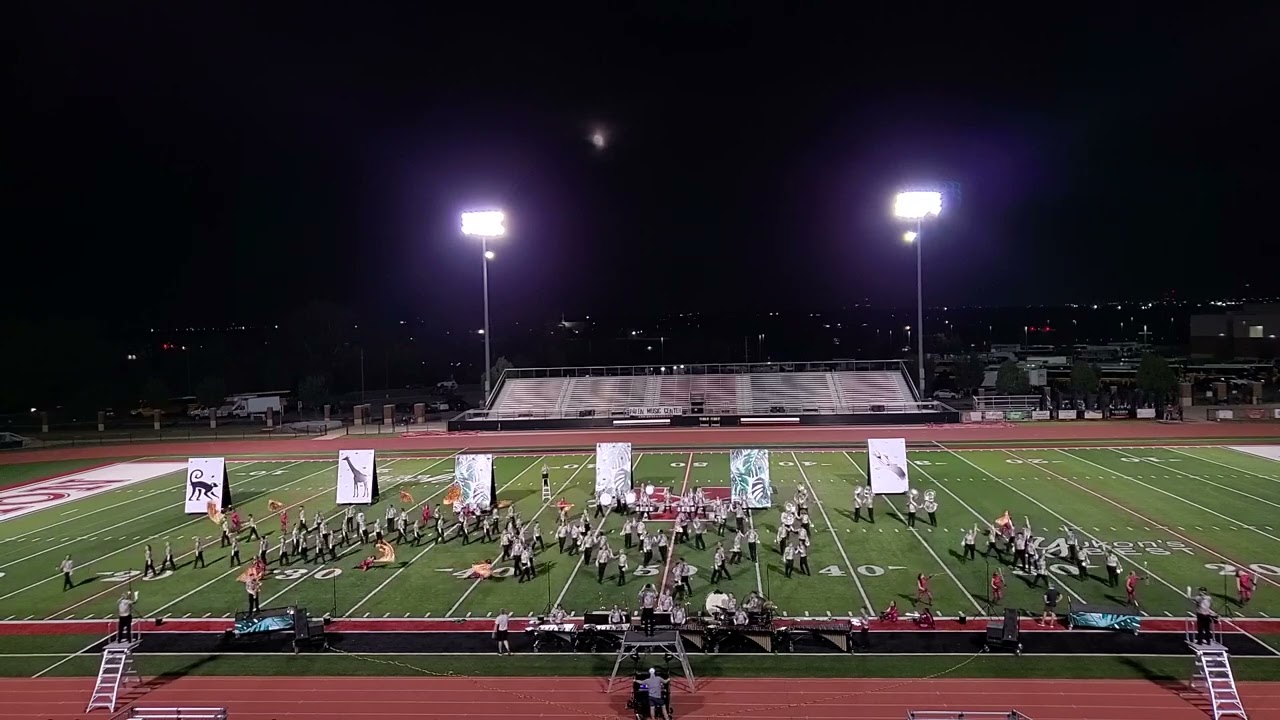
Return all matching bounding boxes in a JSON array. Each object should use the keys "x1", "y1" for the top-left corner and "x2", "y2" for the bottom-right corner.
[{"x1": 730, "y1": 449, "x2": 772, "y2": 509}]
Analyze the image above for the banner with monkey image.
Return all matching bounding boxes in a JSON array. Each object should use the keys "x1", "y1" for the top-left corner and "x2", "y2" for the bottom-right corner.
[{"x1": 185, "y1": 457, "x2": 230, "y2": 514}]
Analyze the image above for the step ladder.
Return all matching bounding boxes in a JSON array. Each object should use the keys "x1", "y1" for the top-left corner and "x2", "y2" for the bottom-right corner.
[
  {"x1": 541, "y1": 475, "x2": 552, "y2": 502},
  {"x1": 86, "y1": 640, "x2": 141, "y2": 712},
  {"x1": 1190, "y1": 647, "x2": 1249, "y2": 719}
]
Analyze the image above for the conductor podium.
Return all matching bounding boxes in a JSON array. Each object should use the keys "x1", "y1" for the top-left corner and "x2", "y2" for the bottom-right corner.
[{"x1": 608, "y1": 629, "x2": 695, "y2": 695}]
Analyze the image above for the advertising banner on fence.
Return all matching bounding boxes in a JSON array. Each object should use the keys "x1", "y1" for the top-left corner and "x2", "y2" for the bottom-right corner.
[
  {"x1": 1136, "y1": 408, "x2": 1157, "y2": 419},
  {"x1": 983, "y1": 411, "x2": 1005, "y2": 422},
  {"x1": 1031, "y1": 410, "x2": 1052, "y2": 421},
  {"x1": 729, "y1": 449, "x2": 772, "y2": 508},
  {"x1": 1216, "y1": 410, "x2": 1235, "y2": 420},
  {"x1": 595, "y1": 442, "x2": 633, "y2": 501},
  {"x1": 867, "y1": 438, "x2": 910, "y2": 495},
  {"x1": 454, "y1": 453, "x2": 495, "y2": 510},
  {"x1": 1084, "y1": 411, "x2": 1104, "y2": 420},
  {"x1": 1058, "y1": 410, "x2": 1077, "y2": 420},
  {"x1": 626, "y1": 406, "x2": 684, "y2": 417},
  {"x1": 185, "y1": 457, "x2": 229, "y2": 514},
  {"x1": 336, "y1": 449, "x2": 378, "y2": 504}
]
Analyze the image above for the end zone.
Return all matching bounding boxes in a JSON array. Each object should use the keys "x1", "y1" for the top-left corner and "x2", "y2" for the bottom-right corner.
[{"x1": 0, "y1": 462, "x2": 187, "y2": 521}]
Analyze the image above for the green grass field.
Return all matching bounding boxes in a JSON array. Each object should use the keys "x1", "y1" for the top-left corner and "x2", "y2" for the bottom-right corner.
[{"x1": 2, "y1": 445, "x2": 1280, "y2": 626}]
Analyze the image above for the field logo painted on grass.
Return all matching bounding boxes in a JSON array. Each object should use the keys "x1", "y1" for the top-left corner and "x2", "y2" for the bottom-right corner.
[
  {"x1": 184, "y1": 457, "x2": 229, "y2": 514},
  {"x1": 730, "y1": 449, "x2": 772, "y2": 509},
  {"x1": 0, "y1": 462, "x2": 186, "y2": 521},
  {"x1": 337, "y1": 449, "x2": 378, "y2": 504},
  {"x1": 595, "y1": 442, "x2": 632, "y2": 501},
  {"x1": 867, "y1": 438, "x2": 909, "y2": 494}
]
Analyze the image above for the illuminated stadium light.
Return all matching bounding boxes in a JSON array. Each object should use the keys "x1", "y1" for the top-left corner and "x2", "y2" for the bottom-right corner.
[
  {"x1": 903, "y1": 230, "x2": 918, "y2": 243},
  {"x1": 893, "y1": 191, "x2": 943, "y2": 219},
  {"x1": 461, "y1": 210, "x2": 506, "y2": 238}
]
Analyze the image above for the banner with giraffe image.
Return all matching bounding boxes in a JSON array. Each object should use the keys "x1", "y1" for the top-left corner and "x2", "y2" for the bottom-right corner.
[
  {"x1": 185, "y1": 457, "x2": 230, "y2": 514},
  {"x1": 336, "y1": 449, "x2": 379, "y2": 504}
]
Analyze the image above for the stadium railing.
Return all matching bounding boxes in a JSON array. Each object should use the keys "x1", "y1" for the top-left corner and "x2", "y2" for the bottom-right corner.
[
  {"x1": 127, "y1": 708, "x2": 227, "y2": 720},
  {"x1": 907, "y1": 712, "x2": 1028, "y2": 720}
]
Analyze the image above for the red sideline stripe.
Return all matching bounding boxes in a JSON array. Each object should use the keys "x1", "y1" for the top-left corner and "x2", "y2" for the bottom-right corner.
[{"x1": 4, "y1": 616, "x2": 1279, "y2": 635}]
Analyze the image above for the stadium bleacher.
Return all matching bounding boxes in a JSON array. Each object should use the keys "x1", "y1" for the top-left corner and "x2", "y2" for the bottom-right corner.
[{"x1": 482, "y1": 362, "x2": 936, "y2": 421}]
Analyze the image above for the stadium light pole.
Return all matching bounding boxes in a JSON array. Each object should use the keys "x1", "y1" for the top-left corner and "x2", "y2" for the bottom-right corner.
[
  {"x1": 461, "y1": 210, "x2": 506, "y2": 403},
  {"x1": 894, "y1": 191, "x2": 942, "y2": 396}
]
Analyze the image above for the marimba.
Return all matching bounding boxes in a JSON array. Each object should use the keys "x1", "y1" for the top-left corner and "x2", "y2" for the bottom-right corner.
[
  {"x1": 781, "y1": 620, "x2": 852, "y2": 652},
  {"x1": 525, "y1": 623, "x2": 577, "y2": 652}
]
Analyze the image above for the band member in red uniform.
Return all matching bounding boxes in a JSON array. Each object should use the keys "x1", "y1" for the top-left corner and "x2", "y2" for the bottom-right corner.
[
  {"x1": 991, "y1": 569, "x2": 1004, "y2": 603},
  {"x1": 1125, "y1": 570, "x2": 1144, "y2": 606},
  {"x1": 230, "y1": 509, "x2": 242, "y2": 534},
  {"x1": 358, "y1": 555, "x2": 378, "y2": 571},
  {"x1": 1237, "y1": 570, "x2": 1255, "y2": 605},
  {"x1": 915, "y1": 573, "x2": 934, "y2": 606},
  {"x1": 279, "y1": 510, "x2": 288, "y2": 534}
]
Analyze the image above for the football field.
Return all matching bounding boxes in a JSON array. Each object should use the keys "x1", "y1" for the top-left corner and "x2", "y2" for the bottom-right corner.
[{"x1": 1, "y1": 443, "x2": 1279, "y2": 624}]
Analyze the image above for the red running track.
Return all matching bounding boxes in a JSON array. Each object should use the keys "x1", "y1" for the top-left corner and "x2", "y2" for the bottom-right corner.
[
  {"x1": 3, "y1": 420, "x2": 1279, "y2": 466},
  {"x1": 2, "y1": 676, "x2": 1278, "y2": 720}
]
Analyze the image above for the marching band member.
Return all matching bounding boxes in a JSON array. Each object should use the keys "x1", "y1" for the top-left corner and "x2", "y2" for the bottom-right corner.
[
  {"x1": 693, "y1": 517, "x2": 706, "y2": 549},
  {"x1": 164, "y1": 540, "x2": 177, "y2": 572},
  {"x1": 1238, "y1": 569, "x2": 1255, "y2": 605},
  {"x1": 775, "y1": 522, "x2": 788, "y2": 552},
  {"x1": 671, "y1": 602, "x2": 687, "y2": 626},
  {"x1": 245, "y1": 514, "x2": 259, "y2": 540},
  {"x1": 1105, "y1": 548, "x2": 1121, "y2": 587},
  {"x1": 674, "y1": 514, "x2": 688, "y2": 545},
  {"x1": 657, "y1": 588, "x2": 674, "y2": 614},
  {"x1": 609, "y1": 604, "x2": 626, "y2": 625},
  {"x1": 531, "y1": 521, "x2": 544, "y2": 552},
  {"x1": 568, "y1": 523, "x2": 581, "y2": 555},
  {"x1": 356, "y1": 511, "x2": 367, "y2": 542},
  {"x1": 321, "y1": 529, "x2": 337, "y2": 561},
  {"x1": 711, "y1": 543, "x2": 733, "y2": 583},
  {"x1": 622, "y1": 517, "x2": 635, "y2": 549},
  {"x1": 853, "y1": 485, "x2": 865, "y2": 521},
  {"x1": 596, "y1": 543, "x2": 612, "y2": 583},
  {"x1": 279, "y1": 508, "x2": 289, "y2": 535},
  {"x1": 519, "y1": 544, "x2": 535, "y2": 583},
  {"x1": 500, "y1": 529, "x2": 513, "y2": 560},
  {"x1": 1013, "y1": 529, "x2": 1028, "y2": 572},
  {"x1": 734, "y1": 502, "x2": 746, "y2": 533},
  {"x1": 616, "y1": 550, "x2": 629, "y2": 585},
  {"x1": 1035, "y1": 549, "x2": 1051, "y2": 587},
  {"x1": 906, "y1": 491, "x2": 919, "y2": 528},
  {"x1": 656, "y1": 530, "x2": 669, "y2": 562},
  {"x1": 715, "y1": 502, "x2": 728, "y2": 536},
  {"x1": 344, "y1": 506, "x2": 355, "y2": 533},
  {"x1": 991, "y1": 569, "x2": 1004, "y2": 603},
  {"x1": 783, "y1": 542, "x2": 796, "y2": 578},
  {"x1": 315, "y1": 510, "x2": 327, "y2": 536},
  {"x1": 584, "y1": 530, "x2": 598, "y2": 564},
  {"x1": 1065, "y1": 527, "x2": 1080, "y2": 563},
  {"x1": 676, "y1": 558, "x2": 693, "y2": 596},
  {"x1": 914, "y1": 573, "x2": 934, "y2": 605},
  {"x1": 864, "y1": 488, "x2": 876, "y2": 522},
  {"x1": 641, "y1": 532, "x2": 654, "y2": 565},
  {"x1": 246, "y1": 573, "x2": 262, "y2": 614},
  {"x1": 924, "y1": 491, "x2": 938, "y2": 526},
  {"x1": 229, "y1": 535, "x2": 241, "y2": 566},
  {"x1": 639, "y1": 584, "x2": 658, "y2": 634},
  {"x1": 730, "y1": 530, "x2": 743, "y2": 564},
  {"x1": 220, "y1": 516, "x2": 231, "y2": 547},
  {"x1": 412, "y1": 518, "x2": 423, "y2": 546},
  {"x1": 290, "y1": 524, "x2": 301, "y2": 555},
  {"x1": 143, "y1": 545, "x2": 157, "y2": 577},
  {"x1": 637, "y1": 517, "x2": 648, "y2": 539},
  {"x1": 797, "y1": 524, "x2": 810, "y2": 548},
  {"x1": 734, "y1": 607, "x2": 750, "y2": 626},
  {"x1": 298, "y1": 506, "x2": 307, "y2": 532},
  {"x1": 483, "y1": 513, "x2": 496, "y2": 543},
  {"x1": 396, "y1": 514, "x2": 408, "y2": 544},
  {"x1": 256, "y1": 536, "x2": 268, "y2": 565},
  {"x1": 1125, "y1": 569, "x2": 1144, "y2": 606},
  {"x1": 193, "y1": 536, "x2": 206, "y2": 568},
  {"x1": 556, "y1": 522, "x2": 568, "y2": 552},
  {"x1": 299, "y1": 529, "x2": 310, "y2": 563},
  {"x1": 746, "y1": 526, "x2": 759, "y2": 562},
  {"x1": 277, "y1": 533, "x2": 289, "y2": 565},
  {"x1": 796, "y1": 539, "x2": 810, "y2": 575},
  {"x1": 799, "y1": 509, "x2": 811, "y2": 534},
  {"x1": 962, "y1": 525, "x2": 977, "y2": 561},
  {"x1": 60, "y1": 555, "x2": 75, "y2": 590},
  {"x1": 985, "y1": 524, "x2": 1003, "y2": 561},
  {"x1": 1075, "y1": 550, "x2": 1090, "y2": 582}
]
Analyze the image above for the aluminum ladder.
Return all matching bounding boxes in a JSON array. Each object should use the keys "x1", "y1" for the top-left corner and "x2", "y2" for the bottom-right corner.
[
  {"x1": 1190, "y1": 647, "x2": 1248, "y2": 720},
  {"x1": 86, "y1": 640, "x2": 141, "y2": 712}
]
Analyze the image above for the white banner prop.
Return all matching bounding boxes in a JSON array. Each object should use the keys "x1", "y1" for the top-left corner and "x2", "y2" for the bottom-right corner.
[
  {"x1": 595, "y1": 442, "x2": 632, "y2": 500},
  {"x1": 337, "y1": 449, "x2": 376, "y2": 504},
  {"x1": 185, "y1": 457, "x2": 227, "y2": 514},
  {"x1": 866, "y1": 438, "x2": 910, "y2": 495},
  {"x1": 455, "y1": 453, "x2": 494, "y2": 510}
]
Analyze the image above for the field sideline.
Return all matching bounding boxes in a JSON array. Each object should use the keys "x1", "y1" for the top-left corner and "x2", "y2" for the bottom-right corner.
[{"x1": 1, "y1": 443, "x2": 1279, "y2": 635}]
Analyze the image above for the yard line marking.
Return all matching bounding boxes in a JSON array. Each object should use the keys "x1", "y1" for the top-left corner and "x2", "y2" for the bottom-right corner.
[
  {"x1": 0, "y1": 462, "x2": 297, "y2": 571},
  {"x1": 31, "y1": 633, "x2": 111, "y2": 678},
  {"x1": 0, "y1": 460, "x2": 275, "y2": 546},
  {"x1": 1071, "y1": 450, "x2": 1280, "y2": 547},
  {"x1": 356, "y1": 455, "x2": 546, "y2": 617},
  {"x1": 845, "y1": 452, "x2": 982, "y2": 615},
  {"x1": 656, "y1": 453, "x2": 692, "y2": 596},
  {"x1": 549, "y1": 454, "x2": 623, "y2": 613},
  {"x1": 1, "y1": 462, "x2": 342, "y2": 602},
  {"x1": 792, "y1": 451, "x2": 872, "y2": 613},
  {"x1": 1166, "y1": 447, "x2": 1277, "y2": 478},
  {"x1": 949, "y1": 448, "x2": 1228, "y2": 611},
  {"x1": 1051, "y1": 449, "x2": 1280, "y2": 590},
  {"x1": 32, "y1": 455, "x2": 448, "y2": 618},
  {"x1": 1114, "y1": 448, "x2": 1280, "y2": 510}
]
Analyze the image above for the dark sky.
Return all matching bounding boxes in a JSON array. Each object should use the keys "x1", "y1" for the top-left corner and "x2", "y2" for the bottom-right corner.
[{"x1": 8, "y1": 4, "x2": 1279, "y2": 329}]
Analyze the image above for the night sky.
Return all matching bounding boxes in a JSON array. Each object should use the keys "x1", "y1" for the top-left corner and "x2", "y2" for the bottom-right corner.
[{"x1": 9, "y1": 4, "x2": 1279, "y2": 329}]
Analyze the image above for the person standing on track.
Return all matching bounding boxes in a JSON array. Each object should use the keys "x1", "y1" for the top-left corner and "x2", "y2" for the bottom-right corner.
[
  {"x1": 493, "y1": 609, "x2": 511, "y2": 655},
  {"x1": 60, "y1": 555, "x2": 75, "y2": 590},
  {"x1": 642, "y1": 668, "x2": 671, "y2": 720},
  {"x1": 1040, "y1": 584, "x2": 1061, "y2": 627}
]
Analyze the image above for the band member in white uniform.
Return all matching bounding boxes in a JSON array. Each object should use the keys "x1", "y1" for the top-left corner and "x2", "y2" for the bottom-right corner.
[
  {"x1": 853, "y1": 486, "x2": 865, "y2": 522},
  {"x1": 906, "y1": 493, "x2": 920, "y2": 528},
  {"x1": 746, "y1": 527, "x2": 759, "y2": 562},
  {"x1": 924, "y1": 492, "x2": 939, "y2": 526},
  {"x1": 962, "y1": 525, "x2": 977, "y2": 561},
  {"x1": 616, "y1": 550, "x2": 629, "y2": 586},
  {"x1": 163, "y1": 541, "x2": 177, "y2": 572},
  {"x1": 864, "y1": 488, "x2": 876, "y2": 522}
]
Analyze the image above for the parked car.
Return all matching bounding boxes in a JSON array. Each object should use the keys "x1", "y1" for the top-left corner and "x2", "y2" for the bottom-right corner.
[{"x1": 932, "y1": 389, "x2": 960, "y2": 400}]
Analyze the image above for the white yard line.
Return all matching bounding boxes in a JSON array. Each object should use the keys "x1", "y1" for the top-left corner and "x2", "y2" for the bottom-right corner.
[
  {"x1": 1048, "y1": 449, "x2": 1280, "y2": 591},
  {"x1": 791, "y1": 451, "x2": 872, "y2": 612},
  {"x1": 0, "y1": 462, "x2": 345, "y2": 603},
  {"x1": 656, "y1": 453, "x2": 692, "y2": 594},
  {"x1": 1063, "y1": 449, "x2": 1280, "y2": 546},
  {"x1": 745, "y1": 508, "x2": 765, "y2": 596},
  {"x1": 30, "y1": 633, "x2": 112, "y2": 678},
  {"x1": 348, "y1": 454, "x2": 539, "y2": 616},
  {"x1": 0, "y1": 461, "x2": 274, "y2": 544},
  {"x1": 945, "y1": 445, "x2": 1233, "y2": 615},
  {"x1": 843, "y1": 452, "x2": 983, "y2": 615},
  {"x1": 1112, "y1": 448, "x2": 1280, "y2": 510},
  {"x1": 444, "y1": 455, "x2": 587, "y2": 616},
  {"x1": 1167, "y1": 447, "x2": 1280, "y2": 484}
]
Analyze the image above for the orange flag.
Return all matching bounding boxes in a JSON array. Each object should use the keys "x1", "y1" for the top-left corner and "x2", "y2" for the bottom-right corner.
[
  {"x1": 207, "y1": 502, "x2": 224, "y2": 525},
  {"x1": 375, "y1": 540, "x2": 396, "y2": 563},
  {"x1": 443, "y1": 484, "x2": 462, "y2": 506},
  {"x1": 399, "y1": 489, "x2": 414, "y2": 505},
  {"x1": 268, "y1": 499, "x2": 284, "y2": 512}
]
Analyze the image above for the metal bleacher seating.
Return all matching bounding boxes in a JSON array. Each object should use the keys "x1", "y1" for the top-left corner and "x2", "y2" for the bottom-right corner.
[{"x1": 478, "y1": 362, "x2": 932, "y2": 419}]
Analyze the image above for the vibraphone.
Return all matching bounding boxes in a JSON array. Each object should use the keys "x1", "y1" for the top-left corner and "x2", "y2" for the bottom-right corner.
[
  {"x1": 780, "y1": 620, "x2": 852, "y2": 652},
  {"x1": 525, "y1": 623, "x2": 578, "y2": 652},
  {"x1": 525, "y1": 623, "x2": 634, "y2": 652},
  {"x1": 579, "y1": 623, "x2": 631, "y2": 651},
  {"x1": 690, "y1": 619, "x2": 774, "y2": 653}
]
